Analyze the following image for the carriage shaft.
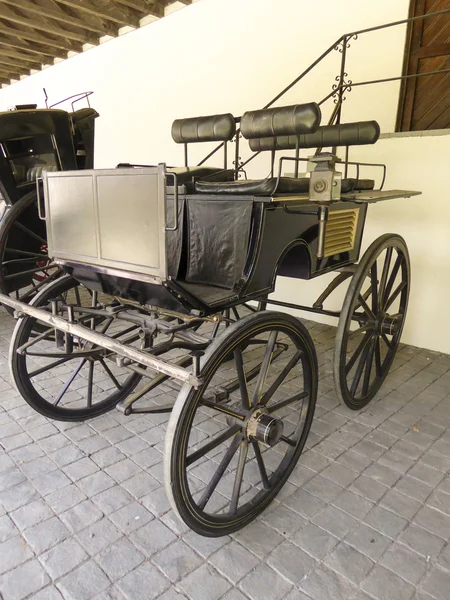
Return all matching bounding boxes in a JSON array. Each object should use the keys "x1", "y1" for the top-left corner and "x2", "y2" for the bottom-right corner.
[{"x1": 0, "y1": 293, "x2": 201, "y2": 387}]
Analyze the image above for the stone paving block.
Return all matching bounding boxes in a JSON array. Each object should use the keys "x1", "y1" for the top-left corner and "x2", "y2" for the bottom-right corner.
[
  {"x1": 39, "y1": 537, "x2": 88, "y2": 579},
  {"x1": 298, "y1": 564, "x2": 357, "y2": 600},
  {"x1": 0, "y1": 481, "x2": 40, "y2": 512},
  {"x1": 291, "y1": 523, "x2": 339, "y2": 560},
  {"x1": 77, "y1": 470, "x2": 116, "y2": 496},
  {"x1": 231, "y1": 520, "x2": 284, "y2": 559},
  {"x1": 10, "y1": 498, "x2": 54, "y2": 531},
  {"x1": 398, "y1": 524, "x2": 445, "y2": 559},
  {"x1": 324, "y1": 541, "x2": 374, "y2": 585},
  {"x1": 345, "y1": 523, "x2": 392, "y2": 561},
  {"x1": 332, "y1": 489, "x2": 374, "y2": 520},
  {"x1": 45, "y1": 483, "x2": 86, "y2": 514},
  {"x1": 118, "y1": 561, "x2": 170, "y2": 600},
  {"x1": 57, "y1": 560, "x2": 110, "y2": 600},
  {"x1": 49, "y1": 444, "x2": 84, "y2": 468},
  {"x1": 109, "y1": 501, "x2": 153, "y2": 534},
  {"x1": 363, "y1": 505, "x2": 408, "y2": 539},
  {"x1": 413, "y1": 506, "x2": 449, "y2": 539},
  {"x1": 0, "y1": 535, "x2": 34, "y2": 574},
  {"x1": 121, "y1": 471, "x2": 160, "y2": 499},
  {"x1": 105, "y1": 458, "x2": 141, "y2": 482},
  {"x1": 29, "y1": 586, "x2": 64, "y2": 600},
  {"x1": 129, "y1": 519, "x2": 176, "y2": 557},
  {"x1": 379, "y1": 542, "x2": 428, "y2": 585},
  {"x1": 63, "y1": 456, "x2": 99, "y2": 481},
  {"x1": 394, "y1": 475, "x2": 434, "y2": 503},
  {"x1": 361, "y1": 564, "x2": 415, "y2": 600},
  {"x1": 0, "y1": 559, "x2": 50, "y2": 600},
  {"x1": 379, "y1": 488, "x2": 422, "y2": 520},
  {"x1": 141, "y1": 486, "x2": 172, "y2": 518},
  {"x1": 350, "y1": 475, "x2": 388, "y2": 503},
  {"x1": 23, "y1": 516, "x2": 69, "y2": 554},
  {"x1": 238, "y1": 562, "x2": 292, "y2": 600},
  {"x1": 60, "y1": 498, "x2": 103, "y2": 534},
  {"x1": 336, "y1": 449, "x2": 372, "y2": 473},
  {"x1": 303, "y1": 475, "x2": 343, "y2": 503},
  {"x1": 311, "y1": 505, "x2": 358, "y2": 540},
  {"x1": 153, "y1": 539, "x2": 203, "y2": 583},
  {"x1": 96, "y1": 538, "x2": 144, "y2": 580},
  {"x1": 0, "y1": 467, "x2": 26, "y2": 491},
  {"x1": 283, "y1": 487, "x2": 327, "y2": 519},
  {"x1": 33, "y1": 469, "x2": 72, "y2": 496},
  {"x1": 0, "y1": 513, "x2": 18, "y2": 542},
  {"x1": 182, "y1": 530, "x2": 230, "y2": 559},
  {"x1": 76, "y1": 517, "x2": 122, "y2": 555},
  {"x1": 260, "y1": 503, "x2": 306, "y2": 536},
  {"x1": 267, "y1": 539, "x2": 316, "y2": 584}
]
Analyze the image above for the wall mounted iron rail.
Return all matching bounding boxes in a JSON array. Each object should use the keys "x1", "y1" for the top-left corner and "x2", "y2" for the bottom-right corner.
[{"x1": 198, "y1": 8, "x2": 450, "y2": 169}]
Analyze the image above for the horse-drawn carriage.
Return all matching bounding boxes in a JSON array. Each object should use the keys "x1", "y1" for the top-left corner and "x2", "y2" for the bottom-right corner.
[
  {"x1": 0, "y1": 94, "x2": 98, "y2": 307},
  {"x1": 0, "y1": 100, "x2": 419, "y2": 536}
]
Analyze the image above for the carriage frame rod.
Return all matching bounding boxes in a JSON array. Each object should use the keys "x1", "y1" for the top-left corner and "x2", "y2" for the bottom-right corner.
[{"x1": 0, "y1": 293, "x2": 201, "y2": 387}]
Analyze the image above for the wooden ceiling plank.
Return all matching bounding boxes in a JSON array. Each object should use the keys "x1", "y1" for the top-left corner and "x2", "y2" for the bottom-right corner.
[
  {"x1": 0, "y1": 54, "x2": 39, "y2": 70},
  {"x1": 0, "y1": 0, "x2": 117, "y2": 37},
  {"x1": 113, "y1": 0, "x2": 161, "y2": 15},
  {"x1": 0, "y1": 37, "x2": 57, "y2": 59},
  {"x1": 0, "y1": 47, "x2": 45, "y2": 68},
  {"x1": 0, "y1": 21, "x2": 81, "y2": 52},
  {"x1": 55, "y1": 0, "x2": 139, "y2": 27},
  {"x1": 0, "y1": 4, "x2": 98, "y2": 44},
  {"x1": 0, "y1": 61, "x2": 30, "y2": 76}
]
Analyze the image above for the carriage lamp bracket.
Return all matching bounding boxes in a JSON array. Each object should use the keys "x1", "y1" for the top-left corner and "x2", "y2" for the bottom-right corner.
[{"x1": 309, "y1": 153, "x2": 342, "y2": 203}]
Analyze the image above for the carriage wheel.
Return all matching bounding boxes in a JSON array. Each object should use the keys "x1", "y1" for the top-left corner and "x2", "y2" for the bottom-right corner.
[
  {"x1": 334, "y1": 234, "x2": 410, "y2": 410},
  {"x1": 0, "y1": 189, "x2": 62, "y2": 314},
  {"x1": 10, "y1": 274, "x2": 142, "y2": 421},
  {"x1": 164, "y1": 311, "x2": 317, "y2": 537}
]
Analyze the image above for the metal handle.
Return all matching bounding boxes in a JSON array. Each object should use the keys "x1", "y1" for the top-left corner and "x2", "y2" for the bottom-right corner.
[
  {"x1": 165, "y1": 172, "x2": 179, "y2": 232},
  {"x1": 36, "y1": 177, "x2": 46, "y2": 220}
]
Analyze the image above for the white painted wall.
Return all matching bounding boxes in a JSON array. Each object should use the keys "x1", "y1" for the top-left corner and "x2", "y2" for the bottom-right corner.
[{"x1": 1, "y1": 0, "x2": 449, "y2": 353}]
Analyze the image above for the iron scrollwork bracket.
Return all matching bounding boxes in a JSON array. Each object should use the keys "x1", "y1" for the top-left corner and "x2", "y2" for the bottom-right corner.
[
  {"x1": 334, "y1": 33, "x2": 358, "y2": 53},
  {"x1": 332, "y1": 73, "x2": 353, "y2": 104}
]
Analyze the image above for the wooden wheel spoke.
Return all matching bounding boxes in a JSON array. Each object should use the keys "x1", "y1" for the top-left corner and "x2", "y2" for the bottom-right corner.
[
  {"x1": 4, "y1": 248, "x2": 48, "y2": 259},
  {"x1": 54, "y1": 358, "x2": 86, "y2": 406},
  {"x1": 267, "y1": 390, "x2": 308, "y2": 413},
  {"x1": 12, "y1": 221, "x2": 46, "y2": 245},
  {"x1": 252, "y1": 441, "x2": 271, "y2": 489},
  {"x1": 260, "y1": 350, "x2": 303, "y2": 406},
  {"x1": 186, "y1": 425, "x2": 241, "y2": 467},
  {"x1": 345, "y1": 331, "x2": 372, "y2": 375},
  {"x1": 375, "y1": 337, "x2": 382, "y2": 378},
  {"x1": 384, "y1": 281, "x2": 407, "y2": 312},
  {"x1": 350, "y1": 335, "x2": 374, "y2": 396},
  {"x1": 381, "y1": 332, "x2": 394, "y2": 350},
  {"x1": 229, "y1": 440, "x2": 248, "y2": 515},
  {"x1": 280, "y1": 435, "x2": 296, "y2": 447},
  {"x1": 362, "y1": 337, "x2": 376, "y2": 397},
  {"x1": 370, "y1": 261, "x2": 378, "y2": 313},
  {"x1": 251, "y1": 331, "x2": 278, "y2": 406},
  {"x1": 99, "y1": 358, "x2": 122, "y2": 390},
  {"x1": 382, "y1": 254, "x2": 403, "y2": 309},
  {"x1": 357, "y1": 294, "x2": 375, "y2": 320},
  {"x1": 86, "y1": 362, "x2": 94, "y2": 408},
  {"x1": 4, "y1": 264, "x2": 55, "y2": 280},
  {"x1": 234, "y1": 348, "x2": 250, "y2": 409},
  {"x1": 28, "y1": 355, "x2": 75, "y2": 378},
  {"x1": 197, "y1": 434, "x2": 242, "y2": 511},
  {"x1": 378, "y1": 247, "x2": 393, "y2": 308}
]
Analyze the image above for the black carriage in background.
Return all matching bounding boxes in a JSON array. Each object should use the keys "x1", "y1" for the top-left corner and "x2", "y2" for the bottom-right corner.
[
  {"x1": 0, "y1": 100, "x2": 419, "y2": 536},
  {"x1": 0, "y1": 95, "x2": 98, "y2": 308}
]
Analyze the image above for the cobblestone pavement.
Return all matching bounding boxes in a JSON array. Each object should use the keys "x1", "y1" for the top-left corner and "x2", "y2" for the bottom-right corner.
[{"x1": 0, "y1": 305, "x2": 449, "y2": 600}]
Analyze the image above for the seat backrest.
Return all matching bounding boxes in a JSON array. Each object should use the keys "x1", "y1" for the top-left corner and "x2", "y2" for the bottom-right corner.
[
  {"x1": 248, "y1": 120, "x2": 380, "y2": 152},
  {"x1": 172, "y1": 113, "x2": 236, "y2": 144},
  {"x1": 241, "y1": 103, "x2": 321, "y2": 139}
]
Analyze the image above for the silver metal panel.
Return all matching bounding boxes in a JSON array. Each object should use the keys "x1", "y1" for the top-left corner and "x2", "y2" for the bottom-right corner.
[{"x1": 43, "y1": 166, "x2": 167, "y2": 282}]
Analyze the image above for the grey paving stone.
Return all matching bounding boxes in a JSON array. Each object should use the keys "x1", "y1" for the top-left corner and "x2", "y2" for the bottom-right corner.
[
  {"x1": 303, "y1": 475, "x2": 343, "y2": 503},
  {"x1": 0, "y1": 559, "x2": 50, "y2": 600},
  {"x1": 283, "y1": 487, "x2": 327, "y2": 519},
  {"x1": 380, "y1": 542, "x2": 428, "y2": 585},
  {"x1": 57, "y1": 561, "x2": 110, "y2": 600},
  {"x1": 141, "y1": 486, "x2": 172, "y2": 518},
  {"x1": 350, "y1": 475, "x2": 388, "y2": 503},
  {"x1": 63, "y1": 456, "x2": 99, "y2": 481},
  {"x1": 332, "y1": 489, "x2": 374, "y2": 520},
  {"x1": 109, "y1": 501, "x2": 153, "y2": 534},
  {"x1": 291, "y1": 523, "x2": 339, "y2": 560},
  {"x1": 60, "y1": 499, "x2": 103, "y2": 533},
  {"x1": 363, "y1": 505, "x2": 408, "y2": 539},
  {"x1": 0, "y1": 467, "x2": 26, "y2": 491},
  {"x1": 153, "y1": 539, "x2": 203, "y2": 583},
  {"x1": 129, "y1": 519, "x2": 176, "y2": 556},
  {"x1": 121, "y1": 471, "x2": 160, "y2": 499},
  {"x1": 32, "y1": 469, "x2": 71, "y2": 496},
  {"x1": 76, "y1": 517, "x2": 123, "y2": 555},
  {"x1": 0, "y1": 535, "x2": 34, "y2": 574},
  {"x1": 336, "y1": 449, "x2": 372, "y2": 473},
  {"x1": 394, "y1": 476, "x2": 434, "y2": 503},
  {"x1": 321, "y1": 462, "x2": 359, "y2": 487},
  {"x1": 0, "y1": 513, "x2": 18, "y2": 542},
  {"x1": 231, "y1": 520, "x2": 284, "y2": 559},
  {"x1": 238, "y1": 562, "x2": 292, "y2": 600},
  {"x1": 0, "y1": 481, "x2": 41, "y2": 512},
  {"x1": 363, "y1": 463, "x2": 402, "y2": 487},
  {"x1": 22, "y1": 516, "x2": 69, "y2": 554},
  {"x1": 298, "y1": 564, "x2": 357, "y2": 600},
  {"x1": 413, "y1": 506, "x2": 449, "y2": 539},
  {"x1": 49, "y1": 444, "x2": 84, "y2": 468},
  {"x1": 267, "y1": 539, "x2": 316, "y2": 584},
  {"x1": 398, "y1": 524, "x2": 446, "y2": 558},
  {"x1": 324, "y1": 541, "x2": 374, "y2": 585},
  {"x1": 361, "y1": 564, "x2": 415, "y2": 600},
  {"x1": 409, "y1": 463, "x2": 445, "y2": 487},
  {"x1": 379, "y1": 488, "x2": 422, "y2": 520},
  {"x1": 182, "y1": 530, "x2": 230, "y2": 559},
  {"x1": 77, "y1": 470, "x2": 116, "y2": 496},
  {"x1": 40, "y1": 538, "x2": 88, "y2": 579},
  {"x1": 10, "y1": 499, "x2": 54, "y2": 531},
  {"x1": 178, "y1": 563, "x2": 231, "y2": 600},
  {"x1": 260, "y1": 503, "x2": 306, "y2": 536},
  {"x1": 29, "y1": 586, "x2": 64, "y2": 600},
  {"x1": 105, "y1": 458, "x2": 142, "y2": 482},
  {"x1": 46, "y1": 483, "x2": 86, "y2": 514},
  {"x1": 311, "y1": 505, "x2": 357, "y2": 539},
  {"x1": 118, "y1": 561, "x2": 170, "y2": 600},
  {"x1": 345, "y1": 523, "x2": 392, "y2": 561},
  {"x1": 91, "y1": 485, "x2": 134, "y2": 515},
  {"x1": 96, "y1": 538, "x2": 144, "y2": 580}
]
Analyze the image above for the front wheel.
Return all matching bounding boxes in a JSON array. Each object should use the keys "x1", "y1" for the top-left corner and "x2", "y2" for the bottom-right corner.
[
  {"x1": 164, "y1": 310, "x2": 317, "y2": 537},
  {"x1": 334, "y1": 234, "x2": 410, "y2": 410}
]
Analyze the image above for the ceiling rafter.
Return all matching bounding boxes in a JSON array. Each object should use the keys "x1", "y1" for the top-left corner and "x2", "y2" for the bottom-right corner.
[{"x1": 0, "y1": 0, "x2": 195, "y2": 87}]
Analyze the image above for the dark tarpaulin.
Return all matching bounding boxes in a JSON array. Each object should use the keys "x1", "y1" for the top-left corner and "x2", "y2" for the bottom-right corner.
[{"x1": 186, "y1": 198, "x2": 253, "y2": 290}]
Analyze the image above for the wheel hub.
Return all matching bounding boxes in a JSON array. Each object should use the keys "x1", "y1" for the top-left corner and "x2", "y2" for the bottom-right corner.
[
  {"x1": 246, "y1": 408, "x2": 284, "y2": 447},
  {"x1": 376, "y1": 312, "x2": 401, "y2": 336}
]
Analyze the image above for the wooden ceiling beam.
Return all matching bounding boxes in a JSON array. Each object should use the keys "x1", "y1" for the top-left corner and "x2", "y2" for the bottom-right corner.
[
  {"x1": 0, "y1": 68, "x2": 21, "y2": 80},
  {"x1": 113, "y1": 0, "x2": 160, "y2": 15},
  {"x1": 55, "y1": 0, "x2": 140, "y2": 27},
  {"x1": 0, "y1": 46, "x2": 46, "y2": 67},
  {"x1": 0, "y1": 0, "x2": 117, "y2": 37},
  {"x1": 0, "y1": 21, "x2": 82, "y2": 52},
  {"x1": 0, "y1": 61, "x2": 30, "y2": 76},
  {"x1": 0, "y1": 38, "x2": 58, "y2": 59},
  {"x1": 0, "y1": 4, "x2": 98, "y2": 45},
  {"x1": 0, "y1": 55, "x2": 40, "y2": 71}
]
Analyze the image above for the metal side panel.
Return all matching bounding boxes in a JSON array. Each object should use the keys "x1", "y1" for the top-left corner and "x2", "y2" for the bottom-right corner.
[{"x1": 43, "y1": 166, "x2": 167, "y2": 282}]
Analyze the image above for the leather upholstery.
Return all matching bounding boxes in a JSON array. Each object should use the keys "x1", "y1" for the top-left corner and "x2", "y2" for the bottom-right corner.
[
  {"x1": 241, "y1": 103, "x2": 321, "y2": 139},
  {"x1": 249, "y1": 121, "x2": 380, "y2": 152},
  {"x1": 194, "y1": 177, "x2": 374, "y2": 196},
  {"x1": 168, "y1": 166, "x2": 234, "y2": 185},
  {"x1": 172, "y1": 113, "x2": 236, "y2": 144}
]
